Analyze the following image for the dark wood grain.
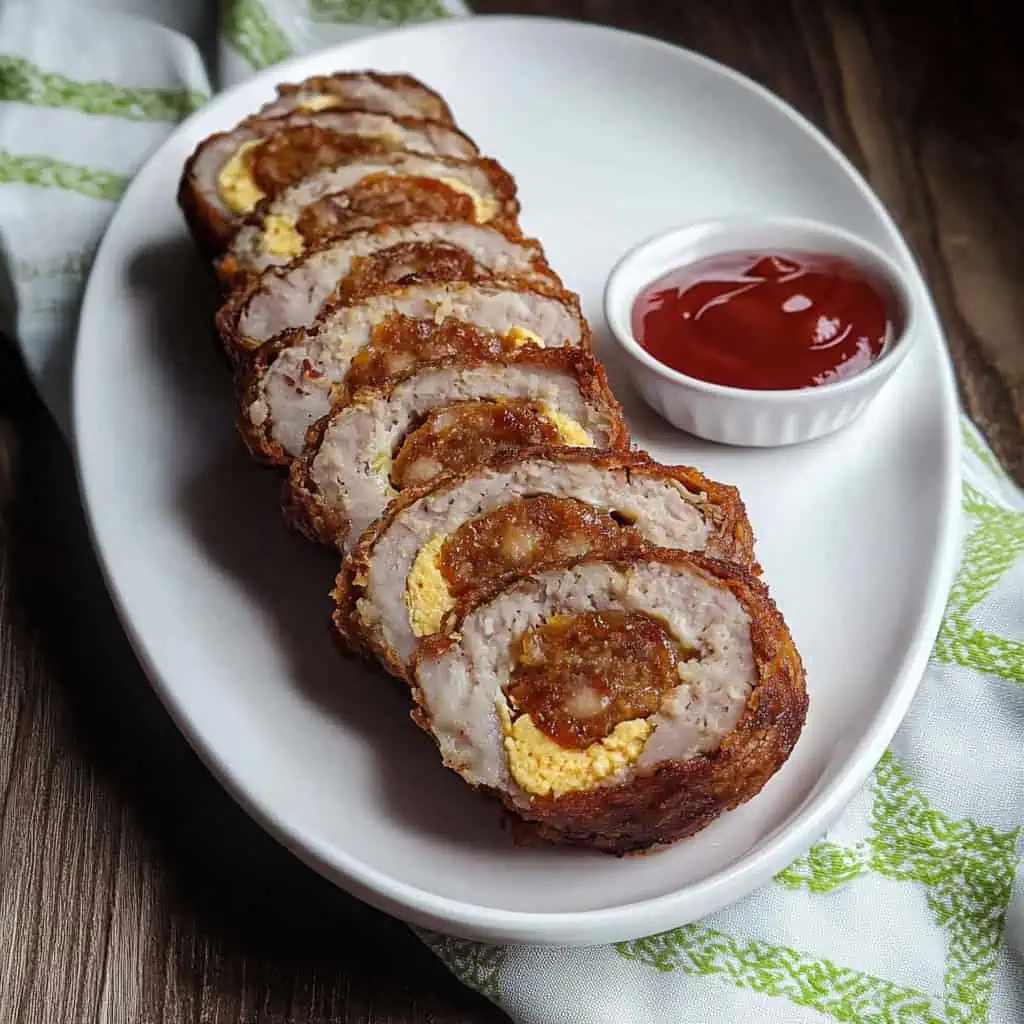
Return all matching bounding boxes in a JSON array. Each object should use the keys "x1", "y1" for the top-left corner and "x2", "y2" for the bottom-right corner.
[{"x1": 1, "y1": 3, "x2": 1022, "y2": 1023}]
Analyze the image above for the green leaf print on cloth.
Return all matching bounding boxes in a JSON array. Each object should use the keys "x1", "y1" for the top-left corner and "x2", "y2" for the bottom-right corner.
[
  {"x1": 222, "y1": 0, "x2": 295, "y2": 70},
  {"x1": 618, "y1": 922, "x2": 944, "y2": 1023},
  {"x1": 417, "y1": 931, "x2": 507, "y2": 1001},
  {"x1": 0, "y1": 56, "x2": 206, "y2": 122},
  {"x1": 308, "y1": 0, "x2": 451, "y2": 23},
  {"x1": 620, "y1": 752, "x2": 1020, "y2": 1024},
  {"x1": 934, "y1": 483, "x2": 1024, "y2": 684},
  {"x1": 0, "y1": 149, "x2": 126, "y2": 201},
  {"x1": 775, "y1": 753, "x2": 1020, "y2": 1023},
  {"x1": 961, "y1": 423, "x2": 1006, "y2": 481}
]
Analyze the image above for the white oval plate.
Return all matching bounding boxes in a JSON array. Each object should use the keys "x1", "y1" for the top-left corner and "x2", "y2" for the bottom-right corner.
[{"x1": 73, "y1": 15, "x2": 960, "y2": 946}]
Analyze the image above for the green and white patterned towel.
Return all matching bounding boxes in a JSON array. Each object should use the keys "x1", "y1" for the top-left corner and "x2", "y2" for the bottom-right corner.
[{"x1": 2, "y1": 4, "x2": 1021, "y2": 1022}]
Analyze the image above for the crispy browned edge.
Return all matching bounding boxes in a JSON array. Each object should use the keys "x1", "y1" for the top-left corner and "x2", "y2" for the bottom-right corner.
[
  {"x1": 213, "y1": 220, "x2": 559, "y2": 361},
  {"x1": 212, "y1": 154, "x2": 522, "y2": 291},
  {"x1": 271, "y1": 72, "x2": 456, "y2": 126},
  {"x1": 409, "y1": 549, "x2": 807, "y2": 855},
  {"x1": 180, "y1": 63, "x2": 463, "y2": 246},
  {"x1": 176, "y1": 110, "x2": 482, "y2": 259},
  {"x1": 232, "y1": 278, "x2": 594, "y2": 466},
  {"x1": 282, "y1": 346, "x2": 628, "y2": 552},
  {"x1": 177, "y1": 133, "x2": 241, "y2": 260},
  {"x1": 330, "y1": 446, "x2": 757, "y2": 679}
]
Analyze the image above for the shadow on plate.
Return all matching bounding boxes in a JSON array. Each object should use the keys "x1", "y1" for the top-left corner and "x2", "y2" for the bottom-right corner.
[{"x1": 127, "y1": 236, "x2": 517, "y2": 856}]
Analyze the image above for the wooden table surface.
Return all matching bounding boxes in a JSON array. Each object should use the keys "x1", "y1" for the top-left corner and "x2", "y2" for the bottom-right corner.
[{"x1": 2, "y1": 2, "x2": 1021, "y2": 1022}]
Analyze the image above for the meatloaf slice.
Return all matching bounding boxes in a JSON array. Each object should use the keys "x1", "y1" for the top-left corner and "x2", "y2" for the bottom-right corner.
[
  {"x1": 257, "y1": 71, "x2": 456, "y2": 125},
  {"x1": 179, "y1": 110, "x2": 478, "y2": 253},
  {"x1": 334, "y1": 447, "x2": 756, "y2": 679},
  {"x1": 218, "y1": 152, "x2": 519, "y2": 284},
  {"x1": 216, "y1": 221, "x2": 557, "y2": 357},
  {"x1": 235, "y1": 279, "x2": 591, "y2": 464},
  {"x1": 283, "y1": 349, "x2": 627, "y2": 552},
  {"x1": 410, "y1": 550, "x2": 806, "y2": 854}
]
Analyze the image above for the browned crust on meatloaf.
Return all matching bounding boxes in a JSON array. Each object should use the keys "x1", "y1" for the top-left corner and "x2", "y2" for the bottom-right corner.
[
  {"x1": 409, "y1": 550, "x2": 807, "y2": 855},
  {"x1": 282, "y1": 349, "x2": 629, "y2": 550},
  {"x1": 307, "y1": 273, "x2": 586, "y2": 342},
  {"x1": 213, "y1": 154, "x2": 522, "y2": 291},
  {"x1": 178, "y1": 112, "x2": 481, "y2": 257},
  {"x1": 231, "y1": 326, "x2": 305, "y2": 466},
  {"x1": 178, "y1": 146, "x2": 239, "y2": 260},
  {"x1": 213, "y1": 220, "x2": 556, "y2": 361},
  {"x1": 331, "y1": 447, "x2": 756, "y2": 676},
  {"x1": 178, "y1": 121, "x2": 386, "y2": 258},
  {"x1": 232, "y1": 277, "x2": 594, "y2": 465},
  {"x1": 267, "y1": 72, "x2": 456, "y2": 126}
]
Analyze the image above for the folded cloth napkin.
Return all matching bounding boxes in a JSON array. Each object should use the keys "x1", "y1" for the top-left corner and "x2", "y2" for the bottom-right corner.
[{"x1": 1, "y1": 4, "x2": 1021, "y2": 1022}]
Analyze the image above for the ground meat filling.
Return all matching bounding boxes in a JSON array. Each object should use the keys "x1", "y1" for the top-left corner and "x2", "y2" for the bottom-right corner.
[
  {"x1": 338, "y1": 242, "x2": 484, "y2": 302},
  {"x1": 295, "y1": 176, "x2": 478, "y2": 244},
  {"x1": 506, "y1": 611, "x2": 693, "y2": 749},
  {"x1": 390, "y1": 400, "x2": 566, "y2": 490},
  {"x1": 438, "y1": 496, "x2": 643, "y2": 598},
  {"x1": 343, "y1": 316, "x2": 518, "y2": 397},
  {"x1": 247, "y1": 126, "x2": 389, "y2": 194}
]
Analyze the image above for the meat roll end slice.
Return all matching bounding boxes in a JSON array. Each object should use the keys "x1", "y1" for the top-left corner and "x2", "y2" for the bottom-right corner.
[
  {"x1": 237, "y1": 280, "x2": 591, "y2": 464},
  {"x1": 258, "y1": 71, "x2": 455, "y2": 125},
  {"x1": 216, "y1": 221, "x2": 558, "y2": 357},
  {"x1": 335, "y1": 448, "x2": 756, "y2": 679},
  {"x1": 411, "y1": 551, "x2": 807, "y2": 854},
  {"x1": 218, "y1": 153, "x2": 519, "y2": 284},
  {"x1": 283, "y1": 349, "x2": 628, "y2": 551},
  {"x1": 179, "y1": 110, "x2": 479, "y2": 253}
]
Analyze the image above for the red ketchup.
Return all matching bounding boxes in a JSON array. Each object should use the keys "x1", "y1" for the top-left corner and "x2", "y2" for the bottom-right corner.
[{"x1": 631, "y1": 251, "x2": 895, "y2": 390}]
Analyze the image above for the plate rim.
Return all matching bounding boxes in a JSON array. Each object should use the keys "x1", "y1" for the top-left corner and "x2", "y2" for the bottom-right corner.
[{"x1": 71, "y1": 13, "x2": 963, "y2": 945}]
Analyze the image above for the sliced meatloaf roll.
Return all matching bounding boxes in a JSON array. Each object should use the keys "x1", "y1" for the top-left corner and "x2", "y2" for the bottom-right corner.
[
  {"x1": 256, "y1": 72, "x2": 455, "y2": 125},
  {"x1": 229, "y1": 177, "x2": 499, "y2": 281},
  {"x1": 217, "y1": 222, "x2": 557, "y2": 358},
  {"x1": 334, "y1": 448, "x2": 756, "y2": 679},
  {"x1": 217, "y1": 153, "x2": 519, "y2": 284},
  {"x1": 283, "y1": 349, "x2": 627, "y2": 552},
  {"x1": 179, "y1": 110, "x2": 478, "y2": 253},
  {"x1": 237, "y1": 280, "x2": 590, "y2": 463},
  {"x1": 410, "y1": 550, "x2": 807, "y2": 854}
]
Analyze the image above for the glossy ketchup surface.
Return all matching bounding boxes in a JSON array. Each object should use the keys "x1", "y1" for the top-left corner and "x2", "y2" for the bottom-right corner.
[{"x1": 632, "y1": 251, "x2": 895, "y2": 390}]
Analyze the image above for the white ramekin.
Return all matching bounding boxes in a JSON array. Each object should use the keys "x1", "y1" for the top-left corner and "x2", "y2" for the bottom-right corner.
[{"x1": 603, "y1": 216, "x2": 920, "y2": 447}]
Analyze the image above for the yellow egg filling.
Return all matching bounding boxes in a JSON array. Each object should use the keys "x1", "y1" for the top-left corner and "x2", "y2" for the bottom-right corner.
[
  {"x1": 438, "y1": 176, "x2": 499, "y2": 223},
  {"x1": 298, "y1": 95, "x2": 342, "y2": 112},
  {"x1": 536, "y1": 404, "x2": 592, "y2": 447},
  {"x1": 402, "y1": 402, "x2": 596, "y2": 638},
  {"x1": 504, "y1": 326, "x2": 545, "y2": 348},
  {"x1": 405, "y1": 534, "x2": 454, "y2": 638},
  {"x1": 261, "y1": 214, "x2": 304, "y2": 258},
  {"x1": 498, "y1": 703, "x2": 652, "y2": 798},
  {"x1": 217, "y1": 139, "x2": 266, "y2": 214}
]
